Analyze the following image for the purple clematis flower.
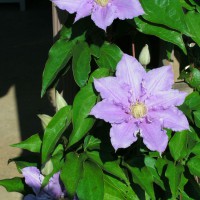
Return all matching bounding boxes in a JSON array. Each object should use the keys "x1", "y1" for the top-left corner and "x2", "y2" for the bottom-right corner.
[
  {"x1": 22, "y1": 167, "x2": 77, "y2": 200},
  {"x1": 51, "y1": 0, "x2": 144, "y2": 30},
  {"x1": 90, "y1": 54, "x2": 189, "y2": 153}
]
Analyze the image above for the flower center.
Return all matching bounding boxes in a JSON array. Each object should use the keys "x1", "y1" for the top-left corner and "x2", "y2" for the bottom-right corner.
[
  {"x1": 95, "y1": 0, "x2": 109, "y2": 6},
  {"x1": 130, "y1": 102, "x2": 147, "y2": 119}
]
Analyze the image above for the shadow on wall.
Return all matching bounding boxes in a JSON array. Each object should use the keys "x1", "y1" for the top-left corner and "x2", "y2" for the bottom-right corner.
[{"x1": 0, "y1": 0, "x2": 54, "y2": 141}]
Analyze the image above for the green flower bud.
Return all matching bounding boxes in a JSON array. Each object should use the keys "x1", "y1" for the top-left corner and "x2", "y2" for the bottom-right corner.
[
  {"x1": 41, "y1": 159, "x2": 53, "y2": 176},
  {"x1": 37, "y1": 114, "x2": 52, "y2": 129},
  {"x1": 56, "y1": 91, "x2": 67, "y2": 111},
  {"x1": 139, "y1": 44, "x2": 150, "y2": 67}
]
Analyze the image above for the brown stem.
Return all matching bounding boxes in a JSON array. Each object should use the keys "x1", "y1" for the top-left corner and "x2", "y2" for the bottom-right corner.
[{"x1": 132, "y1": 42, "x2": 135, "y2": 57}]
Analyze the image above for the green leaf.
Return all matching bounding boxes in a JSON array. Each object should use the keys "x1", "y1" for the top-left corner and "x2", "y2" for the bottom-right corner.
[
  {"x1": 194, "y1": 110, "x2": 200, "y2": 128},
  {"x1": 72, "y1": 42, "x2": 91, "y2": 87},
  {"x1": 84, "y1": 135, "x2": 101, "y2": 151},
  {"x1": 77, "y1": 161, "x2": 104, "y2": 200},
  {"x1": 14, "y1": 161, "x2": 37, "y2": 174},
  {"x1": 179, "y1": 172, "x2": 188, "y2": 192},
  {"x1": 155, "y1": 158, "x2": 167, "y2": 176},
  {"x1": 191, "y1": 142, "x2": 200, "y2": 155},
  {"x1": 178, "y1": 103, "x2": 193, "y2": 123},
  {"x1": 140, "y1": 0, "x2": 188, "y2": 34},
  {"x1": 87, "y1": 151, "x2": 128, "y2": 183},
  {"x1": 179, "y1": 0, "x2": 195, "y2": 10},
  {"x1": 127, "y1": 165, "x2": 155, "y2": 199},
  {"x1": 11, "y1": 134, "x2": 41, "y2": 153},
  {"x1": 42, "y1": 144, "x2": 64, "y2": 187},
  {"x1": 186, "y1": 68, "x2": 200, "y2": 90},
  {"x1": 61, "y1": 152, "x2": 83, "y2": 198},
  {"x1": 187, "y1": 126, "x2": 200, "y2": 150},
  {"x1": 185, "y1": 11, "x2": 200, "y2": 47},
  {"x1": 67, "y1": 84, "x2": 97, "y2": 148},
  {"x1": 88, "y1": 68, "x2": 110, "y2": 84},
  {"x1": 103, "y1": 174, "x2": 139, "y2": 200},
  {"x1": 41, "y1": 39, "x2": 74, "y2": 96},
  {"x1": 95, "y1": 42, "x2": 122, "y2": 71},
  {"x1": 90, "y1": 44, "x2": 100, "y2": 58},
  {"x1": 165, "y1": 162, "x2": 184, "y2": 198},
  {"x1": 185, "y1": 92, "x2": 200, "y2": 110},
  {"x1": 135, "y1": 17, "x2": 186, "y2": 53},
  {"x1": 0, "y1": 178, "x2": 24, "y2": 193},
  {"x1": 187, "y1": 156, "x2": 200, "y2": 177},
  {"x1": 42, "y1": 106, "x2": 72, "y2": 163},
  {"x1": 144, "y1": 157, "x2": 165, "y2": 190},
  {"x1": 169, "y1": 131, "x2": 188, "y2": 161}
]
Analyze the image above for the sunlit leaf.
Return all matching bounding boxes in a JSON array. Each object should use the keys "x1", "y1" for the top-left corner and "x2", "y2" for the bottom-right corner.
[
  {"x1": 42, "y1": 106, "x2": 72, "y2": 163},
  {"x1": 11, "y1": 134, "x2": 41, "y2": 153}
]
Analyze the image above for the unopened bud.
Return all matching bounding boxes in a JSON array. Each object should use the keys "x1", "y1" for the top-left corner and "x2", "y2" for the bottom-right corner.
[
  {"x1": 37, "y1": 114, "x2": 52, "y2": 129},
  {"x1": 41, "y1": 159, "x2": 53, "y2": 176},
  {"x1": 55, "y1": 91, "x2": 67, "y2": 111},
  {"x1": 139, "y1": 44, "x2": 150, "y2": 67}
]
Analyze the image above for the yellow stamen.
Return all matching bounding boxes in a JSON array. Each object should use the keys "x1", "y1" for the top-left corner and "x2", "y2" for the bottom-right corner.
[
  {"x1": 130, "y1": 102, "x2": 147, "y2": 119},
  {"x1": 95, "y1": 0, "x2": 109, "y2": 7}
]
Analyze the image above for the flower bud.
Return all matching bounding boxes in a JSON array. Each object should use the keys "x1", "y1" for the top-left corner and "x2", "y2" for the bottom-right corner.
[
  {"x1": 37, "y1": 114, "x2": 52, "y2": 129},
  {"x1": 56, "y1": 90, "x2": 67, "y2": 111},
  {"x1": 41, "y1": 159, "x2": 53, "y2": 176},
  {"x1": 139, "y1": 44, "x2": 151, "y2": 66}
]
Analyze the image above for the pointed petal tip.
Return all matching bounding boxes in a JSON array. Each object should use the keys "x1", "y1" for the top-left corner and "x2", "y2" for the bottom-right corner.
[
  {"x1": 113, "y1": 144, "x2": 119, "y2": 152},
  {"x1": 143, "y1": 140, "x2": 167, "y2": 154},
  {"x1": 110, "y1": 121, "x2": 138, "y2": 150},
  {"x1": 144, "y1": 65, "x2": 174, "y2": 94},
  {"x1": 140, "y1": 120, "x2": 168, "y2": 153},
  {"x1": 22, "y1": 167, "x2": 42, "y2": 195}
]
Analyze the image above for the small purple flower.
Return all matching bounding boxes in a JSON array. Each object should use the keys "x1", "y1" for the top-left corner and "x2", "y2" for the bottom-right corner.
[
  {"x1": 51, "y1": 0, "x2": 144, "y2": 30},
  {"x1": 22, "y1": 167, "x2": 76, "y2": 200},
  {"x1": 90, "y1": 54, "x2": 189, "y2": 153}
]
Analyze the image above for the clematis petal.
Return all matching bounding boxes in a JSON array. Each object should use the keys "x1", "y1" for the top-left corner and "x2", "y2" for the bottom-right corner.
[
  {"x1": 144, "y1": 65, "x2": 174, "y2": 95},
  {"x1": 116, "y1": 54, "x2": 145, "y2": 103},
  {"x1": 90, "y1": 100, "x2": 129, "y2": 123},
  {"x1": 22, "y1": 167, "x2": 43, "y2": 195},
  {"x1": 110, "y1": 120, "x2": 138, "y2": 150},
  {"x1": 149, "y1": 107, "x2": 189, "y2": 131},
  {"x1": 145, "y1": 90, "x2": 187, "y2": 109},
  {"x1": 91, "y1": 4, "x2": 117, "y2": 30},
  {"x1": 140, "y1": 120, "x2": 168, "y2": 153},
  {"x1": 52, "y1": 0, "x2": 82, "y2": 14},
  {"x1": 45, "y1": 172, "x2": 63, "y2": 199},
  {"x1": 24, "y1": 194, "x2": 37, "y2": 200},
  {"x1": 112, "y1": 0, "x2": 144, "y2": 20},
  {"x1": 75, "y1": 1, "x2": 93, "y2": 22},
  {"x1": 94, "y1": 77, "x2": 130, "y2": 106}
]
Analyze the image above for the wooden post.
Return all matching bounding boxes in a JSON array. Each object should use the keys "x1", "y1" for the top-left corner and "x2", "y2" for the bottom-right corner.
[
  {"x1": 52, "y1": 4, "x2": 68, "y2": 37},
  {"x1": 159, "y1": 41, "x2": 192, "y2": 93}
]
